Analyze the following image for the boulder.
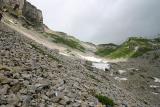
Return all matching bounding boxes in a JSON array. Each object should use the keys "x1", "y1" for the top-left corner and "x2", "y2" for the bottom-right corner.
[
  {"x1": 22, "y1": 95, "x2": 32, "y2": 107},
  {"x1": 0, "y1": 84, "x2": 10, "y2": 95},
  {"x1": 7, "y1": 94, "x2": 20, "y2": 105}
]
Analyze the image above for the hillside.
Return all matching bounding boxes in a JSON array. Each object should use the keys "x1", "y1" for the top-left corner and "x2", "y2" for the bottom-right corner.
[
  {"x1": 1, "y1": 21, "x2": 149, "y2": 107},
  {"x1": 96, "y1": 43, "x2": 118, "y2": 57},
  {"x1": 0, "y1": 0, "x2": 160, "y2": 107},
  {"x1": 42, "y1": 32, "x2": 85, "y2": 52},
  {"x1": 96, "y1": 37, "x2": 160, "y2": 59},
  {"x1": 0, "y1": 0, "x2": 88, "y2": 55}
]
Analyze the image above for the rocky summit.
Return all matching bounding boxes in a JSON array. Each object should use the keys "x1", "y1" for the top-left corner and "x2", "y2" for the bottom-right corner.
[{"x1": 0, "y1": 0, "x2": 160, "y2": 107}]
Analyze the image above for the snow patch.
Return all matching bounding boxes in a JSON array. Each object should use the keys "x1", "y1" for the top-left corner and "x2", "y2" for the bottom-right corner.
[
  {"x1": 127, "y1": 68, "x2": 139, "y2": 71},
  {"x1": 154, "y1": 77, "x2": 160, "y2": 83},
  {"x1": 59, "y1": 52, "x2": 70, "y2": 56},
  {"x1": 79, "y1": 55, "x2": 103, "y2": 62},
  {"x1": 152, "y1": 92, "x2": 159, "y2": 95},
  {"x1": 92, "y1": 62, "x2": 111, "y2": 71},
  {"x1": 79, "y1": 55, "x2": 110, "y2": 71},
  {"x1": 150, "y1": 85, "x2": 159, "y2": 88},
  {"x1": 114, "y1": 77, "x2": 128, "y2": 81},
  {"x1": 118, "y1": 70, "x2": 127, "y2": 74}
]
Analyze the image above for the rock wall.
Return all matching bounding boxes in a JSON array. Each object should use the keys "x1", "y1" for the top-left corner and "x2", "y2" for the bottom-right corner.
[
  {"x1": 22, "y1": 1, "x2": 43, "y2": 25},
  {"x1": 0, "y1": 0, "x2": 43, "y2": 26},
  {"x1": 0, "y1": 0, "x2": 24, "y2": 10}
]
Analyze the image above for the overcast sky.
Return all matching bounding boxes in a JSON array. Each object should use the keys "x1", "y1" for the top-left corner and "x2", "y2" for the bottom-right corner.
[{"x1": 27, "y1": 0, "x2": 160, "y2": 44}]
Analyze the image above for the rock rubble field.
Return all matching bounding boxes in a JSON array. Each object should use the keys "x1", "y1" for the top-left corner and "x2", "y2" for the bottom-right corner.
[{"x1": 0, "y1": 24, "x2": 149, "y2": 107}]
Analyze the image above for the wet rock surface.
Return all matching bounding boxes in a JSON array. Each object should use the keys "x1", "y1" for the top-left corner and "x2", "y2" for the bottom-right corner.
[{"x1": 0, "y1": 24, "x2": 150, "y2": 106}]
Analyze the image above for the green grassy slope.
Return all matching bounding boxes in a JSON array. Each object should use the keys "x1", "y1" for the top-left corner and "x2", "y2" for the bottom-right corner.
[
  {"x1": 96, "y1": 37, "x2": 160, "y2": 59},
  {"x1": 95, "y1": 43, "x2": 117, "y2": 57},
  {"x1": 43, "y1": 33, "x2": 85, "y2": 52},
  {"x1": 96, "y1": 48, "x2": 116, "y2": 57}
]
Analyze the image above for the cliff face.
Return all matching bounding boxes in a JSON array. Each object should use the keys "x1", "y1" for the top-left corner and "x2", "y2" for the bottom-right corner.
[
  {"x1": 22, "y1": 1, "x2": 43, "y2": 25},
  {"x1": 0, "y1": 0, "x2": 43, "y2": 26},
  {"x1": 0, "y1": 0, "x2": 24, "y2": 10}
]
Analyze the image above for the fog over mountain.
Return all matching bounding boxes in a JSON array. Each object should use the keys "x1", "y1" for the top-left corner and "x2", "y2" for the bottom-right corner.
[{"x1": 28, "y1": 0, "x2": 160, "y2": 44}]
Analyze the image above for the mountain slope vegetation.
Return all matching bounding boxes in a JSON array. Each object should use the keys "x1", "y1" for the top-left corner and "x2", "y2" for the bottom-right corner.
[
  {"x1": 96, "y1": 37, "x2": 160, "y2": 59},
  {"x1": 43, "y1": 32, "x2": 85, "y2": 52},
  {"x1": 96, "y1": 43, "x2": 118, "y2": 57}
]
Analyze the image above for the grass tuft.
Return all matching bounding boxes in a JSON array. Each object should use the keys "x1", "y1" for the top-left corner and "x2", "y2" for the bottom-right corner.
[{"x1": 95, "y1": 94, "x2": 115, "y2": 106}]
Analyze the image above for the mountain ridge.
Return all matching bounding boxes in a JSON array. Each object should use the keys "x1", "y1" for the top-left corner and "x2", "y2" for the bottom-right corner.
[{"x1": 96, "y1": 36, "x2": 160, "y2": 59}]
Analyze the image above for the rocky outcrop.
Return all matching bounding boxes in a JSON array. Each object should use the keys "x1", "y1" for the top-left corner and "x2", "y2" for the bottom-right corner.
[
  {"x1": 22, "y1": 1, "x2": 43, "y2": 25},
  {"x1": 0, "y1": 0, "x2": 24, "y2": 11},
  {"x1": 0, "y1": 0, "x2": 43, "y2": 27}
]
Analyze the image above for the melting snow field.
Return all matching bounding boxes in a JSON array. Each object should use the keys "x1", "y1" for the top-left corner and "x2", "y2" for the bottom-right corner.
[
  {"x1": 59, "y1": 53, "x2": 111, "y2": 71},
  {"x1": 79, "y1": 55, "x2": 104, "y2": 62},
  {"x1": 79, "y1": 55, "x2": 111, "y2": 71},
  {"x1": 92, "y1": 62, "x2": 110, "y2": 71}
]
